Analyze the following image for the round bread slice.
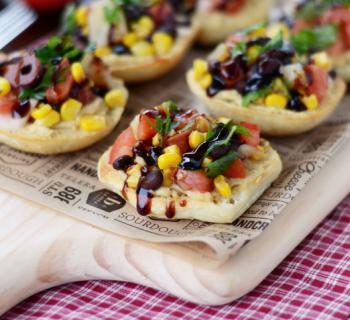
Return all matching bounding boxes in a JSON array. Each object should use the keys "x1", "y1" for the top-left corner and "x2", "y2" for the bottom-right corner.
[
  {"x1": 91, "y1": 23, "x2": 199, "y2": 84},
  {"x1": 195, "y1": 0, "x2": 274, "y2": 46},
  {"x1": 332, "y1": 51, "x2": 350, "y2": 82},
  {"x1": 98, "y1": 139, "x2": 282, "y2": 224},
  {"x1": 187, "y1": 69, "x2": 346, "y2": 136},
  {"x1": 0, "y1": 75, "x2": 128, "y2": 155}
]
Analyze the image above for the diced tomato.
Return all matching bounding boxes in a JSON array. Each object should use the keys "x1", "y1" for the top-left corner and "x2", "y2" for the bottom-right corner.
[
  {"x1": 340, "y1": 22, "x2": 350, "y2": 49},
  {"x1": 239, "y1": 122, "x2": 260, "y2": 147},
  {"x1": 327, "y1": 37, "x2": 346, "y2": 56},
  {"x1": 45, "y1": 58, "x2": 74, "y2": 105},
  {"x1": 176, "y1": 169, "x2": 214, "y2": 193},
  {"x1": 224, "y1": 159, "x2": 245, "y2": 179},
  {"x1": 0, "y1": 93, "x2": 17, "y2": 113},
  {"x1": 109, "y1": 127, "x2": 136, "y2": 164},
  {"x1": 292, "y1": 19, "x2": 314, "y2": 34},
  {"x1": 166, "y1": 130, "x2": 191, "y2": 153},
  {"x1": 137, "y1": 114, "x2": 157, "y2": 141},
  {"x1": 224, "y1": 0, "x2": 246, "y2": 14},
  {"x1": 320, "y1": 7, "x2": 350, "y2": 25},
  {"x1": 305, "y1": 64, "x2": 329, "y2": 104}
]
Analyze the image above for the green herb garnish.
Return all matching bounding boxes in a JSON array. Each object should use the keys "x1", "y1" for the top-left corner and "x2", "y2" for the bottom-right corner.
[
  {"x1": 19, "y1": 36, "x2": 83, "y2": 101},
  {"x1": 261, "y1": 31, "x2": 284, "y2": 54},
  {"x1": 241, "y1": 22, "x2": 267, "y2": 35},
  {"x1": 231, "y1": 42, "x2": 247, "y2": 58},
  {"x1": 205, "y1": 151, "x2": 238, "y2": 178},
  {"x1": 35, "y1": 36, "x2": 83, "y2": 65},
  {"x1": 242, "y1": 86, "x2": 271, "y2": 107},
  {"x1": 19, "y1": 65, "x2": 55, "y2": 101},
  {"x1": 61, "y1": 4, "x2": 77, "y2": 35},
  {"x1": 290, "y1": 24, "x2": 338, "y2": 54},
  {"x1": 297, "y1": 0, "x2": 350, "y2": 21}
]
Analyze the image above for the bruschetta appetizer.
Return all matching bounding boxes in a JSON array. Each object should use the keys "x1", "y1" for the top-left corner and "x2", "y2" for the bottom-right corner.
[
  {"x1": 187, "y1": 26, "x2": 346, "y2": 136},
  {"x1": 0, "y1": 36, "x2": 128, "y2": 154},
  {"x1": 195, "y1": 0, "x2": 274, "y2": 46},
  {"x1": 291, "y1": 0, "x2": 350, "y2": 81},
  {"x1": 63, "y1": 0, "x2": 199, "y2": 83},
  {"x1": 98, "y1": 101, "x2": 282, "y2": 223}
]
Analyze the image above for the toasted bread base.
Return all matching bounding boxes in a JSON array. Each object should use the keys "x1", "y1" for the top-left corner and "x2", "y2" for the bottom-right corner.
[
  {"x1": 187, "y1": 70, "x2": 346, "y2": 136},
  {"x1": 98, "y1": 140, "x2": 282, "y2": 223},
  {"x1": 0, "y1": 106, "x2": 124, "y2": 155},
  {"x1": 91, "y1": 23, "x2": 199, "y2": 84},
  {"x1": 332, "y1": 51, "x2": 350, "y2": 82},
  {"x1": 0, "y1": 72, "x2": 127, "y2": 154},
  {"x1": 195, "y1": 0, "x2": 273, "y2": 46}
]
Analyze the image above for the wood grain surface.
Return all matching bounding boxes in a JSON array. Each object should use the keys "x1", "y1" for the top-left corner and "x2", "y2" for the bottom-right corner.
[{"x1": 1, "y1": 141, "x2": 349, "y2": 314}]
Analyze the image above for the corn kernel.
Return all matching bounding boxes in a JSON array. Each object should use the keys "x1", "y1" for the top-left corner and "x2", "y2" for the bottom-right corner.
[
  {"x1": 152, "y1": 32, "x2": 174, "y2": 55},
  {"x1": 104, "y1": 89, "x2": 127, "y2": 108},
  {"x1": 202, "y1": 157, "x2": 212, "y2": 167},
  {"x1": 164, "y1": 144, "x2": 181, "y2": 155},
  {"x1": 272, "y1": 78, "x2": 289, "y2": 96},
  {"x1": 214, "y1": 175, "x2": 232, "y2": 198},
  {"x1": 130, "y1": 41, "x2": 155, "y2": 57},
  {"x1": 312, "y1": 52, "x2": 332, "y2": 70},
  {"x1": 122, "y1": 32, "x2": 138, "y2": 47},
  {"x1": 31, "y1": 103, "x2": 52, "y2": 120},
  {"x1": 60, "y1": 99, "x2": 82, "y2": 121},
  {"x1": 95, "y1": 46, "x2": 112, "y2": 58},
  {"x1": 162, "y1": 169, "x2": 173, "y2": 186},
  {"x1": 189, "y1": 130, "x2": 206, "y2": 149},
  {"x1": 71, "y1": 62, "x2": 86, "y2": 83},
  {"x1": 80, "y1": 115, "x2": 106, "y2": 131},
  {"x1": 265, "y1": 94, "x2": 288, "y2": 109},
  {"x1": 126, "y1": 164, "x2": 141, "y2": 189},
  {"x1": 127, "y1": 165, "x2": 141, "y2": 189},
  {"x1": 302, "y1": 94, "x2": 319, "y2": 110},
  {"x1": 251, "y1": 146, "x2": 265, "y2": 161},
  {"x1": 82, "y1": 26, "x2": 90, "y2": 37},
  {"x1": 199, "y1": 74, "x2": 213, "y2": 90},
  {"x1": 39, "y1": 110, "x2": 60, "y2": 128},
  {"x1": 193, "y1": 59, "x2": 208, "y2": 80},
  {"x1": 158, "y1": 153, "x2": 182, "y2": 170},
  {"x1": 75, "y1": 6, "x2": 88, "y2": 27},
  {"x1": 127, "y1": 164, "x2": 141, "y2": 176},
  {"x1": 152, "y1": 133, "x2": 161, "y2": 146},
  {"x1": 247, "y1": 46, "x2": 260, "y2": 63},
  {"x1": 0, "y1": 77, "x2": 11, "y2": 96},
  {"x1": 132, "y1": 16, "x2": 154, "y2": 38},
  {"x1": 250, "y1": 27, "x2": 266, "y2": 38}
]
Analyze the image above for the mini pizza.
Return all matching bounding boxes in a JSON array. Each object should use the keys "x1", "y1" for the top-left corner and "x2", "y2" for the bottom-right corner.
[
  {"x1": 195, "y1": 0, "x2": 274, "y2": 46},
  {"x1": 98, "y1": 101, "x2": 282, "y2": 223},
  {"x1": 291, "y1": 0, "x2": 350, "y2": 81},
  {"x1": 63, "y1": 0, "x2": 199, "y2": 83},
  {"x1": 187, "y1": 25, "x2": 346, "y2": 136},
  {"x1": 0, "y1": 36, "x2": 128, "y2": 154}
]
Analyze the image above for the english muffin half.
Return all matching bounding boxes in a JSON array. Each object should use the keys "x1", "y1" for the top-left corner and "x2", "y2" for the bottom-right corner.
[
  {"x1": 187, "y1": 26, "x2": 346, "y2": 136},
  {"x1": 0, "y1": 36, "x2": 128, "y2": 154},
  {"x1": 195, "y1": 0, "x2": 274, "y2": 46},
  {"x1": 98, "y1": 101, "x2": 282, "y2": 223},
  {"x1": 63, "y1": 0, "x2": 199, "y2": 83}
]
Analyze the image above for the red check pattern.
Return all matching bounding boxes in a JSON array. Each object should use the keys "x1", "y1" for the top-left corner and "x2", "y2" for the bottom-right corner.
[{"x1": 4, "y1": 195, "x2": 350, "y2": 320}]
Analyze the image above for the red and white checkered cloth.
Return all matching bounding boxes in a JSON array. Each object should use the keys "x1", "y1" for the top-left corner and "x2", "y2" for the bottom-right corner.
[{"x1": 3, "y1": 195, "x2": 350, "y2": 320}]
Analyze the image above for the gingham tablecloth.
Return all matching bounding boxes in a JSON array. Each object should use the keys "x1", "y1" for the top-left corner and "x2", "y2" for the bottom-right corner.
[{"x1": 3, "y1": 195, "x2": 350, "y2": 320}]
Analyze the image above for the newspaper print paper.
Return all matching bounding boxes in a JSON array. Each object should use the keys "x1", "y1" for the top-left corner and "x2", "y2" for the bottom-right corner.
[{"x1": 0, "y1": 48, "x2": 349, "y2": 261}]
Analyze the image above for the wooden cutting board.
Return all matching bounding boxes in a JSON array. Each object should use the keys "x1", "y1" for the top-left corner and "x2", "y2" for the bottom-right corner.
[{"x1": 0, "y1": 140, "x2": 349, "y2": 314}]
